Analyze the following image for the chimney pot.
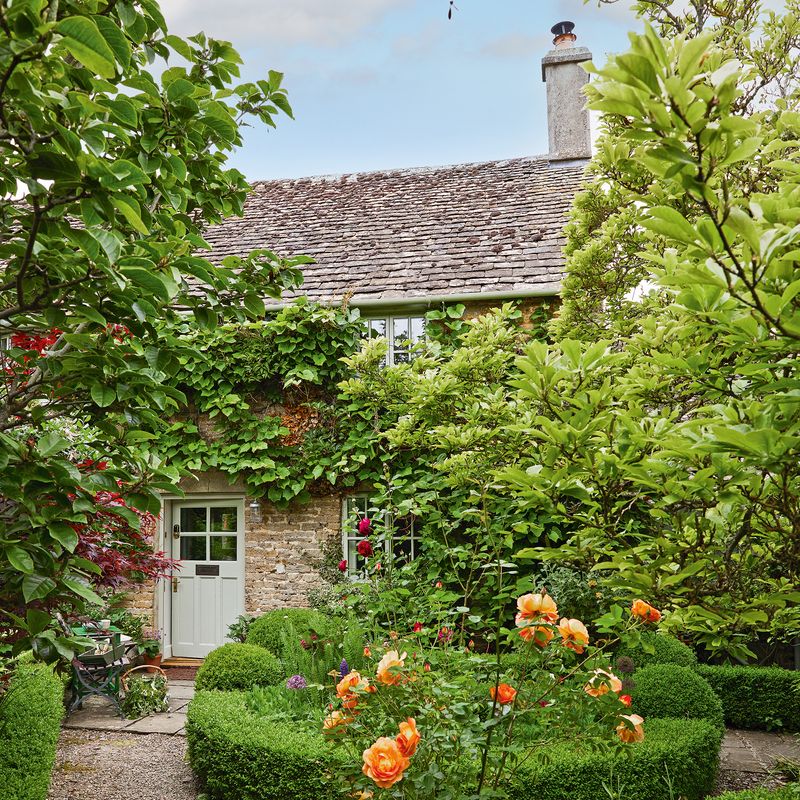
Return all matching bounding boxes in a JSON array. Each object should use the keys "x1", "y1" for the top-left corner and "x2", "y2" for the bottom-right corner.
[{"x1": 541, "y1": 23, "x2": 592, "y2": 162}]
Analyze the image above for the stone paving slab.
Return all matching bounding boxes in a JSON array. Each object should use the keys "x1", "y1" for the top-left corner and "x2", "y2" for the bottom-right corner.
[
  {"x1": 124, "y1": 712, "x2": 187, "y2": 735},
  {"x1": 722, "y1": 729, "x2": 800, "y2": 774}
]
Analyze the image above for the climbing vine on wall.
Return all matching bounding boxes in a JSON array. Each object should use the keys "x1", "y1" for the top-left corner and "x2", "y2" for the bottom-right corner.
[{"x1": 161, "y1": 298, "x2": 551, "y2": 506}]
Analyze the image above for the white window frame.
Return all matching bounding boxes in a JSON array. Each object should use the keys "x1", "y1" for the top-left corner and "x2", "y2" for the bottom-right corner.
[
  {"x1": 362, "y1": 314, "x2": 426, "y2": 366},
  {"x1": 341, "y1": 494, "x2": 420, "y2": 576}
]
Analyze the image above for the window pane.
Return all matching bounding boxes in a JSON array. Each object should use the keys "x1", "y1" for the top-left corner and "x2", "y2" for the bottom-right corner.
[
  {"x1": 367, "y1": 319, "x2": 386, "y2": 338},
  {"x1": 393, "y1": 317, "x2": 410, "y2": 343},
  {"x1": 210, "y1": 535, "x2": 237, "y2": 561},
  {"x1": 180, "y1": 535, "x2": 207, "y2": 561},
  {"x1": 180, "y1": 507, "x2": 207, "y2": 532},
  {"x1": 210, "y1": 506, "x2": 238, "y2": 532},
  {"x1": 410, "y1": 317, "x2": 426, "y2": 342},
  {"x1": 393, "y1": 351, "x2": 410, "y2": 364}
]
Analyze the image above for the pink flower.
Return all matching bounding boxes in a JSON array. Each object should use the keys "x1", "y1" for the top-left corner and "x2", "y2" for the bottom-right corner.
[
  {"x1": 437, "y1": 627, "x2": 452, "y2": 642},
  {"x1": 357, "y1": 539, "x2": 373, "y2": 557},
  {"x1": 358, "y1": 517, "x2": 372, "y2": 535},
  {"x1": 338, "y1": 559, "x2": 348, "y2": 572}
]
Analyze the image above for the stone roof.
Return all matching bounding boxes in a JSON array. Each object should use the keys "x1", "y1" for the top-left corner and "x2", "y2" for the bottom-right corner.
[{"x1": 203, "y1": 155, "x2": 586, "y2": 305}]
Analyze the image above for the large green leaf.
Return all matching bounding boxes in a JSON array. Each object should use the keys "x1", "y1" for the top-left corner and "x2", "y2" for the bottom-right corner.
[
  {"x1": 55, "y1": 17, "x2": 117, "y2": 78},
  {"x1": 7, "y1": 545, "x2": 34, "y2": 574}
]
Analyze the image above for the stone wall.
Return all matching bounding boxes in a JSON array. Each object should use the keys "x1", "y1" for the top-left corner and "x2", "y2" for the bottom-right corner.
[{"x1": 244, "y1": 494, "x2": 341, "y2": 612}]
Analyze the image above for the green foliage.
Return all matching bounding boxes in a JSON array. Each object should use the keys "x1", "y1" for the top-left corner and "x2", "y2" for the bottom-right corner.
[
  {"x1": 716, "y1": 790, "x2": 800, "y2": 800},
  {"x1": 0, "y1": 0, "x2": 301, "y2": 660},
  {"x1": 194, "y1": 644, "x2": 283, "y2": 692},
  {"x1": 245, "y1": 684, "x2": 325, "y2": 724},
  {"x1": 121, "y1": 672, "x2": 169, "y2": 719},
  {"x1": 614, "y1": 632, "x2": 698, "y2": 671},
  {"x1": 226, "y1": 614, "x2": 255, "y2": 644},
  {"x1": 186, "y1": 690, "x2": 341, "y2": 800},
  {"x1": 504, "y1": 717, "x2": 721, "y2": 800},
  {"x1": 696, "y1": 664, "x2": 800, "y2": 732},
  {"x1": 246, "y1": 609, "x2": 332, "y2": 657},
  {"x1": 630, "y1": 664, "x2": 724, "y2": 731},
  {"x1": 0, "y1": 661, "x2": 64, "y2": 800},
  {"x1": 506, "y1": 1, "x2": 800, "y2": 658}
]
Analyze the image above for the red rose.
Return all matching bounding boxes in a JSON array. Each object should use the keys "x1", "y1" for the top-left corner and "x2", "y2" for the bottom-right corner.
[
  {"x1": 357, "y1": 539, "x2": 373, "y2": 557},
  {"x1": 358, "y1": 517, "x2": 372, "y2": 535},
  {"x1": 338, "y1": 559, "x2": 348, "y2": 572},
  {"x1": 412, "y1": 622, "x2": 423, "y2": 633},
  {"x1": 620, "y1": 694, "x2": 632, "y2": 707}
]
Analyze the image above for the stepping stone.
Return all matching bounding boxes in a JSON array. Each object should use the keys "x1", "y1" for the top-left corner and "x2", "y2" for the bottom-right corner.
[
  {"x1": 168, "y1": 685, "x2": 195, "y2": 700},
  {"x1": 64, "y1": 710, "x2": 131, "y2": 732},
  {"x1": 124, "y1": 712, "x2": 187, "y2": 735}
]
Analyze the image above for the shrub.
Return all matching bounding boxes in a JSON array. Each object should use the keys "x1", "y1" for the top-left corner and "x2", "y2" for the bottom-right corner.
[
  {"x1": 696, "y1": 664, "x2": 800, "y2": 731},
  {"x1": 715, "y1": 789, "x2": 800, "y2": 800},
  {"x1": 246, "y1": 608, "x2": 331, "y2": 657},
  {"x1": 0, "y1": 661, "x2": 64, "y2": 800},
  {"x1": 614, "y1": 632, "x2": 697, "y2": 671},
  {"x1": 195, "y1": 644, "x2": 283, "y2": 692},
  {"x1": 186, "y1": 690, "x2": 722, "y2": 800},
  {"x1": 630, "y1": 664, "x2": 724, "y2": 730},
  {"x1": 503, "y1": 717, "x2": 722, "y2": 800},
  {"x1": 186, "y1": 690, "x2": 341, "y2": 800}
]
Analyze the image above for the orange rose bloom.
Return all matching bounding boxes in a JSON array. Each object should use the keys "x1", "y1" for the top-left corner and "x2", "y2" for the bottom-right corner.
[
  {"x1": 362, "y1": 737, "x2": 410, "y2": 788},
  {"x1": 516, "y1": 592, "x2": 558, "y2": 624},
  {"x1": 616, "y1": 713, "x2": 645, "y2": 743},
  {"x1": 558, "y1": 618, "x2": 589, "y2": 653},
  {"x1": 337, "y1": 670, "x2": 373, "y2": 708},
  {"x1": 364, "y1": 646, "x2": 372, "y2": 658},
  {"x1": 584, "y1": 669, "x2": 623, "y2": 698},
  {"x1": 490, "y1": 683, "x2": 517, "y2": 705},
  {"x1": 519, "y1": 624, "x2": 554, "y2": 647},
  {"x1": 396, "y1": 717, "x2": 421, "y2": 757},
  {"x1": 323, "y1": 710, "x2": 352, "y2": 731},
  {"x1": 376, "y1": 650, "x2": 407, "y2": 685},
  {"x1": 631, "y1": 599, "x2": 661, "y2": 623}
]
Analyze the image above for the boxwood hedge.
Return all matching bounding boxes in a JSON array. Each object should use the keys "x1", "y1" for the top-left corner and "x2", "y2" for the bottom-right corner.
[
  {"x1": 504, "y1": 717, "x2": 722, "y2": 800},
  {"x1": 187, "y1": 691, "x2": 722, "y2": 800},
  {"x1": 695, "y1": 664, "x2": 800, "y2": 732},
  {"x1": 716, "y1": 789, "x2": 800, "y2": 800},
  {"x1": 187, "y1": 690, "x2": 341, "y2": 800},
  {"x1": 0, "y1": 661, "x2": 64, "y2": 800},
  {"x1": 631, "y1": 664, "x2": 725, "y2": 731},
  {"x1": 246, "y1": 608, "x2": 331, "y2": 657},
  {"x1": 614, "y1": 632, "x2": 698, "y2": 671},
  {"x1": 195, "y1": 643, "x2": 283, "y2": 692}
]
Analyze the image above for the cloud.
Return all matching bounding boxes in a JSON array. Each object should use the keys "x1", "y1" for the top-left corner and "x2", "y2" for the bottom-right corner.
[
  {"x1": 480, "y1": 33, "x2": 551, "y2": 59},
  {"x1": 159, "y1": 0, "x2": 415, "y2": 47}
]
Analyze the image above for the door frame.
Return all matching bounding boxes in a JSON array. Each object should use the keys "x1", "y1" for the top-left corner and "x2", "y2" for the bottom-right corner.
[{"x1": 158, "y1": 493, "x2": 246, "y2": 660}]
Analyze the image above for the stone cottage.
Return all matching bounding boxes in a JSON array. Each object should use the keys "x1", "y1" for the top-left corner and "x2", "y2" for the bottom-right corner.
[{"x1": 149, "y1": 24, "x2": 594, "y2": 659}]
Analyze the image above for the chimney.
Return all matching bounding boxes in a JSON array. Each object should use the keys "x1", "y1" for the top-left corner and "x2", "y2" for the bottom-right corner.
[{"x1": 541, "y1": 21, "x2": 592, "y2": 162}]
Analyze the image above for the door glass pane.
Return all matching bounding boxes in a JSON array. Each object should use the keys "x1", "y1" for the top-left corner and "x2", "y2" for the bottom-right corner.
[
  {"x1": 180, "y1": 535, "x2": 207, "y2": 561},
  {"x1": 210, "y1": 535, "x2": 237, "y2": 561},
  {"x1": 180, "y1": 507, "x2": 207, "y2": 532},
  {"x1": 210, "y1": 506, "x2": 238, "y2": 532}
]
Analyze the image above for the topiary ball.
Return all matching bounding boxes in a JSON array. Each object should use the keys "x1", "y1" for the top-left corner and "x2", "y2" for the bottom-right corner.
[
  {"x1": 615, "y1": 632, "x2": 697, "y2": 671},
  {"x1": 195, "y1": 643, "x2": 283, "y2": 691},
  {"x1": 246, "y1": 608, "x2": 331, "y2": 657},
  {"x1": 630, "y1": 663, "x2": 724, "y2": 730}
]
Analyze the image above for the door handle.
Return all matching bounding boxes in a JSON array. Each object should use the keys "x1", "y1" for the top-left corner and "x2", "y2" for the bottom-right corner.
[
  {"x1": 172, "y1": 524, "x2": 180, "y2": 540},
  {"x1": 172, "y1": 576, "x2": 179, "y2": 593}
]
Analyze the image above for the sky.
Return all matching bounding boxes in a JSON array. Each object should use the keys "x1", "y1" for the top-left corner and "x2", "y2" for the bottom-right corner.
[{"x1": 158, "y1": 0, "x2": 643, "y2": 180}]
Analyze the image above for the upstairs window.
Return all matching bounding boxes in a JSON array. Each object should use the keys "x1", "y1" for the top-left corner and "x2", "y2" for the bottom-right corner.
[
  {"x1": 363, "y1": 315, "x2": 426, "y2": 365},
  {"x1": 342, "y1": 495, "x2": 420, "y2": 575}
]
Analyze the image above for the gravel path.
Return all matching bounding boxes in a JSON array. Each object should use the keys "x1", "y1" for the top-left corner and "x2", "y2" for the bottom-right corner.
[{"x1": 48, "y1": 729, "x2": 199, "y2": 800}]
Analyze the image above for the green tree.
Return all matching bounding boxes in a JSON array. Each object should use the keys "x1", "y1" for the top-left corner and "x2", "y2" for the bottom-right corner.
[
  {"x1": 507, "y1": 1, "x2": 800, "y2": 659},
  {"x1": 0, "y1": 0, "x2": 303, "y2": 660}
]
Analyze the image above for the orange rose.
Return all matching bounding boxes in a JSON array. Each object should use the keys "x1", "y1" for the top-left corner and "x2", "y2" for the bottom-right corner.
[
  {"x1": 490, "y1": 683, "x2": 517, "y2": 705},
  {"x1": 584, "y1": 669, "x2": 623, "y2": 698},
  {"x1": 516, "y1": 592, "x2": 558, "y2": 623},
  {"x1": 396, "y1": 717, "x2": 421, "y2": 757},
  {"x1": 376, "y1": 650, "x2": 406, "y2": 685},
  {"x1": 337, "y1": 670, "x2": 373, "y2": 708},
  {"x1": 519, "y1": 624, "x2": 554, "y2": 647},
  {"x1": 558, "y1": 618, "x2": 589, "y2": 653},
  {"x1": 616, "y1": 713, "x2": 645, "y2": 743},
  {"x1": 362, "y1": 737, "x2": 410, "y2": 788},
  {"x1": 323, "y1": 710, "x2": 352, "y2": 731},
  {"x1": 631, "y1": 599, "x2": 661, "y2": 624},
  {"x1": 364, "y1": 646, "x2": 372, "y2": 658}
]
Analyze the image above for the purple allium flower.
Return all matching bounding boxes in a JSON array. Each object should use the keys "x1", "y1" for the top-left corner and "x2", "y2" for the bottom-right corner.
[
  {"x1": 339, "y1": 658, "x2": 349, "y2": 679},
  {"x1": 286, "y1": 674, "x2": 307, "y2": 690}
]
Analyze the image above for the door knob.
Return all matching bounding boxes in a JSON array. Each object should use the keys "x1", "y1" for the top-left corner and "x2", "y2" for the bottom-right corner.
[{"x1": 172, "y1": 524, "x2": 180, "y2": 540}]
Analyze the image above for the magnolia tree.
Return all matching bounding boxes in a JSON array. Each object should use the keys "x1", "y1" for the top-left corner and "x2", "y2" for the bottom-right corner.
[
  {"x1": 0, "y1": 0, "x2": 305, "y2": 660},
  {"x1": 505, "y1": 1, "x2": 800, "y2": 658}
]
